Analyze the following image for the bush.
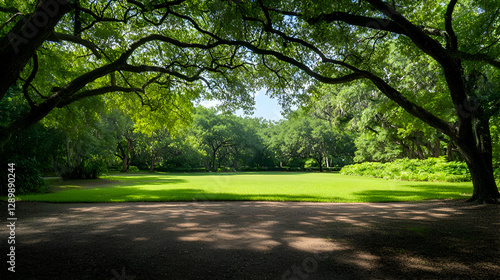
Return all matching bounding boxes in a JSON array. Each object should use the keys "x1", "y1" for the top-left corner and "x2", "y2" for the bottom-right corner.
[
  {"x1": 59, "y1": 159, "x2": 105, "y2": 180},
  {"x1": 168, "y1": 167, "x2": 207, "y2": 173},
  {"x1": 128, "y1": 166, "x2": 140, "y2": 172},
  {"x1": 217, "y1": 167, "x2": 237, "y2": 172},
  {"x1": 340, "y1": 157, "x2": 471, "y2": 182},
  {"x1": 1, "y1": 157, "x2": 49, "y2": 195}
]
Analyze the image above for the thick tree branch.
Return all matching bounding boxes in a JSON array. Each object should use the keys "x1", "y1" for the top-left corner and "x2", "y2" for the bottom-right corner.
[
  {"x1": 182, "y1": 16, "x2": 454, "y2": 138},
  {"x1": 444, "y1": 0, "x2": 459, "y2": 51},
  {"x1": 309, "y1": 12, "x2": 407, "y2": 35},
  {"x1": 0, "y1": 0, "x2": 72, "y2": 101},
  {"x1": 119, "y1": 64, "x2": 207, "y2": 83},
  {"x1": 58, "y1": 85, "x2": 142, "y2": 107},
  {"x1": 362, "y1": 71, "x2": 454, "y2": 137},
  {"x1": 182, "y1": 4, "x2": 456, "y2": 139},
  {"x1": 48, "y1": 32, "x2": 102, "y2": 58},
  {"x1": 364, "y1": 0, "x2": 450, "y2": 64},
  {"x1": 451, "y1": 51, "x2": 500, "y2": 70},
  {"x1": 169, "y1": 10, "x2": 365, "y2": 84},
  {"x1": 273, "y1": 7, "x2": 445, "y2": 39},
  {"x1": 365, "y1": 0, "x2": 471, "y2": 141}
]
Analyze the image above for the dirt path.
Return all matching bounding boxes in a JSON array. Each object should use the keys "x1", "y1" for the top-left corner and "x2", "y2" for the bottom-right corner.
[{"x1": 1, "y1": 200, "x2": 499, "y2": 280}]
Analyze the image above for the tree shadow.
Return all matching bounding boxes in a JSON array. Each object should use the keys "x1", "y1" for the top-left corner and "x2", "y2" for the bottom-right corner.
[
  {"x1": 1, "y1": 200, "x2": 498, "y2": 279},
  {"x1": 353, "y1": 183, "x2": 472, "y2": 202}
]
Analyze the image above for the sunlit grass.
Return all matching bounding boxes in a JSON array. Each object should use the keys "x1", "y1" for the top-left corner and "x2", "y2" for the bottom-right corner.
[{"x1": 15, "y1": 172, "x2": 473, "y2": 203}]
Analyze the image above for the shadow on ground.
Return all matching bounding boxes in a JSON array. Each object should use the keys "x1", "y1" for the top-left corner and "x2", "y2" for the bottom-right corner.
[{"x1": 0, "y1": 200, "x2": 499, "y2": 280}]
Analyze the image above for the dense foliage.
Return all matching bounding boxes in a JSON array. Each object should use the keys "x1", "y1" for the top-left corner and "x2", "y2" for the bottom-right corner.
[
  {"x1": 341, "y1": 157, "x2": 471, "y2": 182},
  {"x1": 0, "y1": 156, "x2": 48, "y2": 195}
]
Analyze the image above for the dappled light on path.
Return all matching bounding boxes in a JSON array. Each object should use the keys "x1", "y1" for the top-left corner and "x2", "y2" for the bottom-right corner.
[{"x1": 1, "y1": 201, "x2": 499, "y2": 279}]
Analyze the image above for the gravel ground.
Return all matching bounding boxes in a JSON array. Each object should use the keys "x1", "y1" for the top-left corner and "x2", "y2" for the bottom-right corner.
[{"x1": 1, "y1": 200, "x2": 499, "y2": 280}]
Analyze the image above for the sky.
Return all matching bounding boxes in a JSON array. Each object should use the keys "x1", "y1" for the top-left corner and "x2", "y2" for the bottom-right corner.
[{"x1": 201, "y1": 89, "x2": 285, "y2": 121}]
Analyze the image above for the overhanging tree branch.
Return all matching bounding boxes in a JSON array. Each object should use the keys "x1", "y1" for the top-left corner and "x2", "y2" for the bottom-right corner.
[
  {"x1": 0, "y1": 0, "x2": 72, "y2": 101},
  {"x1": 361, "y1": 71, "x2": 455, "y2": 137},
  {"x1": 184, "y1": 2, "x2": 456, "y2": 138},
  {"x1": 48, "y1": 32, "x2": 102, "y2": 58},
  {"x1": 308, "y1": 12, "x2": 407, "y2": 35},
  {"x1": 451, "y1": 51, "x2": 500, "y2": 70},
  {"x1": 364, "y1": 0, "x2": 450, "y2": 64},
  {"x1": 58, "y1": 85, "x2": 143, "y2": 107}
]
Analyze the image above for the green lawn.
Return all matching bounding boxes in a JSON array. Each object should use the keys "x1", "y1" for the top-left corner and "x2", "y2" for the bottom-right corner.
[{"x1": 14, "y1": 172, "x2": 474, "y2": 203}]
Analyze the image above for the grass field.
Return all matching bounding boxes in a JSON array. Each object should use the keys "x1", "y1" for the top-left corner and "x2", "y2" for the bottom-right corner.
[{"x1": 14, "y1": 172, "x2": 474, "y2": 203}]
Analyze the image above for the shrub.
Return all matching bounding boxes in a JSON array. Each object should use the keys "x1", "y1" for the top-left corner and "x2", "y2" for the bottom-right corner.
[
  {"x1": 59, "y1": 159, "x2": 105, "y2": 180},
  {"x1": 128, "y1": 166, "x2": 140, "y2": 172},
  {"x1": 1, "y1": 157, "x2": 49, "y2": 195},
  {"x1": 340, "y1": 157, "x2": 471, "y2": 182},
  {"x1": 217, "y1": 167, "x2": 236, "y2": 172}
]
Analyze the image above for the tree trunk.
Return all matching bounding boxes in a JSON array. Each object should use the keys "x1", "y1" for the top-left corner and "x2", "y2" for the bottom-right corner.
[
  {"x1": 211, "y1": 149, "x2": 218, "y2": 171},
  {"x1": 446, "y1": 140, "x2": 454, "y2": 161},
  {"x1": 416, "y1": 143, "x2": 424, "y2": 159},
  {"x1": 204, "y1": 159, "x2": 210, "y2": 172},
  {"x1": 410, "y1": 141, "x2": 415, "y2": 159},
  {"x1": 434, "y1": 139, "x2": 441, "y2": 157},
  {"x1": 66, "y1": 136, "x2": 71, "y2": 168},
  {"x1": 456, "y1": 117, "x2": 499, "y2": 203},
  {"x1": 149, "y1": 133, "x2": 155, "y2": 173},
  {"x1": 316, "y1": 158, "x2": 323, "y2": 172},
  {"x1": 462, "y1": 151, "x2": 499, "y2": 203},
  {"x1": 127, "y1": 152, "x2": 133, "y2": 170},
  {"x1": 120, "y1": 141, "x2": 129, "y2": 173},
  {"x1": 121, "y1": 151, "x2": 128, "y2": 172}
]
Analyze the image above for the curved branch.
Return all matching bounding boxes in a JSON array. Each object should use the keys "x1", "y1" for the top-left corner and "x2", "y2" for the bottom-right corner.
[
  {"x1": 451, "y1": 51, "x2": 500, "y2": 70},
  {"x1": 444, "y1": 0, "x2": 458, "y2": 51},
  {"x1": 48, "y1": 32, "x2": 102, "y2": 58},
  {"x1": 119, "y1": 64, "x2": 206, "y2": 83},
  {"x1": 0, "y1": 12, "x2": 22, "y2": 31},
  {"x1": 169, "y1": 10, "x2": 363, "y2": 83},
  {"x1": 58, "y1": 85, "x2": 142, "y2": 107},
  {"x1": 177, "y1": 5, "x2": 455, "y2": 138},
  {"x1": 365, "y1": 0, "x2": 450, "y2": 64},
  {"x1": 362, "y1": 71, "x2": 454, "y2": 137},
  {"x1": 309, "y1": 12, "x2": 407, "y2": 35}
]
